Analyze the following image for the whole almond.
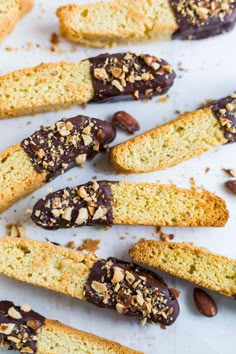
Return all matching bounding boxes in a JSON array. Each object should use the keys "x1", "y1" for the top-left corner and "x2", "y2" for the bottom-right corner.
[
  {"x1": 112, "y1": 111, "x2": 140, "y2": 134},
  {"x1": 225, "y1": 180, "x2": 236, "y2": 194},
  {"x1": 193, "y1": 288, "x2": 218, "y2": 317}
]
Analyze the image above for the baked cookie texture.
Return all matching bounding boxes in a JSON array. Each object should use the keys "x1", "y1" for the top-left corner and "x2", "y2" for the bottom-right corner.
[
  {"x1": 0, "y1": 115, "x2": 115, "y2": 213},
  {"x1": 110, "y1": 93, "x2": 236, "y2": 173},
  {"x1": 129, "y1": 241, "x2": 236, "y2": 298},
  {"x1": 56, "y1": 0, "x2": 236, "y2": 47},
  {"x1": 0, "y1": 300, "x2": 141, "y2": 353},
  {"x1": 56, "y1": 0, "x2": 177, "y2": 48},
  {"x1": 31, "y1": 181, "x2": 229, "y2": 229},
  {"x1": 0, "y1": 238, "x2": 180, "y2": 327},
  {"x1": 0, "y1": 0, "x2": 34, "y2": 43},
  {"x1": 0, "y1": 53, "x2": 175, "y2": 119}
]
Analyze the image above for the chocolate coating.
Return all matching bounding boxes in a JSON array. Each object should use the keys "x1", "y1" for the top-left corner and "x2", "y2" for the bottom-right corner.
[
  {"x1": 31, "y1": 181, "x2": 115, "y2": 230},
  {"x1": 89, "y1": 53, "x2": 176, "y2": 102},
  {"x1": 22, "y1": 115, "x2": 116, "y2": 180},
  {"x1": 208, "y1": 93, "x2": 236, "y2": 142},
  {"x1": 0, "y1": 301, "x2": 45, "y2": 353},
  {"x1": 170, "y1": 0, "x2": 236, "y2": 40},
  {"x1": 85, "y1": 258, "x2": 179, "y2": 326}
]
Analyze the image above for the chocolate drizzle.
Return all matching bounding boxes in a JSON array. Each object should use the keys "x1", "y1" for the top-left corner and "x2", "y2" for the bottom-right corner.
[
  {"x1": 85, "y1": 258, "x2": 179, "y2": 326},
  {"x1": 21, "y1": 115, "x2": 116, "y2": 180},
  {"x1": 170, "y1": 0, "x2": 236, "y2": 40},
  {"x1": 0, "y1": 301, "x2": 45, "y2": 353},
  {"x1": 209, "y1": 93, "x2": 236, "y2": 142},
  {"x1": 89, "y1": 53, "x2": 176, "y2": 102},
  {"x1": 31, "y1": 181, "x2": 115, "y2": 230}
]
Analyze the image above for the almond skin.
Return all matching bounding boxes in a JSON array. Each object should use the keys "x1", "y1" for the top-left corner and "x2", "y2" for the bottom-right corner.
[
  {"x1": 112, "y1": 111, "x2": 140, "y2": 134},
  {"x1": 225, "y1": 180, "x2": 236, "y2": 194},
  {"x1": 193, "y1": 288, "x2": 218, "y2": 317}
]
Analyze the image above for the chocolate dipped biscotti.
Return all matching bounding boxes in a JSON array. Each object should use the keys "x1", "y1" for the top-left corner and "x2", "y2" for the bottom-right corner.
[
  {"x1": 0, "y1": 300, "x2": 142, "y2": 353},
  {"x1": 0, "y1": 0, "x2": 34, "y2": 43},
  {"x1": 57, "y1": 0, "x2": 236, "y2": 48},
  {"x1": 0, "y1": 238, "x2": 180, "y2": 327},
  {"x1": 0, "y1": 115, "x2": 115, "y2": 213},
  {"x1": 129, "y1": 241, "x2": 236, "y2": 298},
  {"x1": 31, "y1": 181, "x2": 228, "y2": 229},
  {"x1": 0, "y1": 52, "x2": 175, "y2": 118},
  {"x1": 111, "y1": 93, "x2": 236, "y2": 173}
]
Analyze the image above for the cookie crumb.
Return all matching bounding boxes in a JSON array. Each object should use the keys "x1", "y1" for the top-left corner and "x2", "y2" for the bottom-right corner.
[
  {"x1": 66, "y1": 241, "x2": 76, "y2": 249},
  {"x1": 205, "y1": 167, "x2": 210, "y2": 173},
  {"x1": 78, "y1": 239, "x2": 100, "y2": 253}
]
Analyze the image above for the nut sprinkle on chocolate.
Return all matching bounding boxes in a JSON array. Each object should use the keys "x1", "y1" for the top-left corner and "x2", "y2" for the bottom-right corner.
[
  {"x1": 31, "y1": 181, "x2": 115, "y2": 229},
  {"x1": 171, "y1": 0, "x2": 236, "y2": 39},
  {"x1": 0, "y1": 301, "x2": 45, "y2": 353},
  {"x1": 89, "y1": 53, "x2": 176, "y2": 102},
  {"x1": 85, "y1": 258, "x2": 179, "y2": 326},
  {"x1": 21, "y1": 115, "x2": 116, "y2": 180}
]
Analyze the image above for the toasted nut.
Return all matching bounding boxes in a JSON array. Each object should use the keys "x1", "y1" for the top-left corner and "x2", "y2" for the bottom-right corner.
[
  {"x1": 94, "y1": 67, "x2": 109, "y2": 81},
  {"x1": 193, "y1": 288, "x2": 218, "y2": 317},
  {"x1": 66, "y1": 241, "x2": 76, "y2": 249},
  {"x1": 0, "y1": 323, "x2": 15, "y2": 335},
  {"x1": 75, "y1": 154, "x2": 87, "y2": 165},
  {"x1": 7, "y1": 336, "x2": 20, "y2": 343},
  {"x1": 116, "y1": 303, "x2": 126, "y2": 314},
  {"x1": 225, "y1": 180, "x2": 236, "y2": 194},
  {"x1": 21, "y1": 304, "x2": 32, "y2": 312},
  {"x1": 112, "y1": 111, "x2": 140, "y2": 134},
  {"x1": 61, "y1": 207, "x2": 73, "y2": 221},
  {"x1": 75, "y1": 208, "x2": 88, "y2": 225},
  {"x1": 21, "y1": 347, "x2": 34, "y2": 353},
  {"x1": 82, "y1": 134, "x2": 93, "y2": 146},
  {"x1": 111, "y1": 267, "x2": 125, "y2": 284},
  {"x1": 111, "y1": 68, "x2": 123, "y2": 78},
  {"x1": 223, "y1": 169, "x2": 236, "y2": 178},
  {"x1": 125, "y1": 271, "x2": 135, "y2": 284},
  {"x1": 92, "y1": 206, "x2": 107, "y2": 220},
  {"x1": 8, "y1": 307, "x2": 22, "y2": 319},
  {"x1": 91, "y1": 281, "x2": 107, "y2": 294}
]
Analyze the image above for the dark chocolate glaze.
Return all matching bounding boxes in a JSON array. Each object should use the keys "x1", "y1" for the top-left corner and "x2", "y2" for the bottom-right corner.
[
  {"x1": 31, "y1": 181, "x2": 115, "y2": 230},
  {"x1": 89, "y1": 53, "x2": 176, "y2": 102},
  {"x1": 202, "y1": 93, "x2": 236, "y2": 142},
  {"x1": 0, "y1": 301, "x2": 45, "y2": 353},
  {"x1": 21, "y1": 115, "x2": 116, "y2": 181},
  {"x1": 85, "y1": 258, "x2": 179, "y2": 326},
  {"x1": 170, "y1": 0, "x2": 236, "y2": 40}
]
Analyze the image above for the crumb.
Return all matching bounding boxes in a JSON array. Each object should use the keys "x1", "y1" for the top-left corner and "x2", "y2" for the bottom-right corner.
[
  {"x1": 190, "y1": 177, "x2": 197, "y2": 191},
  {"x1": 142, "y1": 98, "x2": 149, "y2": 104},
  {"x1": 92, "y1": 176, "x2": 97, "y2": 180},
  {"x1": 175, "y1": 110, "x2": 181, "y2": 115},
  {"x1": 66, "y1": 241, "x2": 76, "y2": 249},
  {"x1": 103, "y1": 225, "x2": 111, "y2": 231},
  {"x1": 70, "y1": 44, "x2": 77, "y2": 53},
  {"x1": 26, "y1": 42, "x2": 33, "y2": 51},
  {"x1": 120, "y1": 236, "x2": 126, "y2": 240},
  {"x1": 205, "y1": 167, "x2": 210, "y2": 174},
  {"x1": 160, "y1": 233, "x2": 174, "y2": 242},
  {"x1": 155, "y1": 226, "x2": 162, "y2": 234},
  {"x1": 78, "y1": 239, "x2": 100, "y2": 253},
  {"x1": 177, "y1": 62, "x2": 188, "y2": 72},
  {"x1": 50, "y1": 32, "x2": 59, "y2": 45},
  {"x1": 160, "y1": 324, "x2": 166, "y2": 330},
  {"x1": 45, "y1": 238, "x2": 61, "y2": 246},
  {"x1": 25, "y1": 208, "x2": 32, "y2": 214},
  {"x1": 67, "y1": 177, "x2": 73, "y2": 181},
  {"x1": 26, "y1": 121, "x2": 32, "y2": 125},
  {"x1": 6, "y1": 224, "x2": 26, "y2": 238},
  {"x1": 47, "y1": 187, "x2": 53, "y2": 194},
  {"x1": 158, "y1": 95, "x2": 169, "y2": 103},
  {"x1": 5, "y1": 47, "x2": 13, "y2": 51},
  {"x1": 222, "y1": 168, "x2": 236, "y2": 177},
  {"x1": 138, "y1": 237, "x2": 146, "y2": 242},
  {"x1": 170, "y1": 288, "x2": 181, "y2": 299},
  {"x1": 199, "y1": 98, "x2": 213, "y2": 108},
  {"x1": 81, "y1": 103, "x2": 87, "y2": 110}
]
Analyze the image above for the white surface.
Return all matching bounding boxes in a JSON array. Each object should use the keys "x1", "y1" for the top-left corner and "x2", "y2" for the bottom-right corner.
[{"x1": 0, "y1": 1, "x2": 236, "y2": 353}]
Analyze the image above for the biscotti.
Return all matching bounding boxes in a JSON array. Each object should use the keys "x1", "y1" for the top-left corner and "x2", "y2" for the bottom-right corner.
[
  {"x1": 31, "y1": 181, "x2": 228, "y2": 229},
  {"x1": 110, "y1": 93, "x2": 236, "y2": 173},
  {"x1": 56, "y1": 0, "x2": 236, "y2": 48},
  {"x1": 0, "y1": 115, "x2": 115, "y2": 213},
  {"x1": 0, "y1": 238, "x2": 180, "y2": 326},
  {"x1": 0, "y1": 52, "x2": 175, "y2": 118},
  {"x1": 0, "y1": 300, "x2": 142, "y2": 353},
  {"x1": 129, "y1": 241, "x2": 236, "y2": 298},
  {"x1": 0, "y1": 0, "x2": 34, "y2": 43}
]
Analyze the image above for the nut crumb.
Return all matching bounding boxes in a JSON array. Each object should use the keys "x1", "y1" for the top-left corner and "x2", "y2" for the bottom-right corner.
[{"x1": 66, "y1": 241, "x2": 76, "y2": 249}]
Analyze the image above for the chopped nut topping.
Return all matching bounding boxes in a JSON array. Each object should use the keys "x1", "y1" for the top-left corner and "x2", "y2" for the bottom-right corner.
[
  {"x1": 91, "y1": 281, "x2": 107, "y2": 293},
  {"x1": 21, "y1": 304, "x2": 32, "y2": 312},
  {"x1": 75, "y1": 208, "x2": 88, "y2": 225},
  {"x1": 8, "y1": 307, "x2": 22, "y2": 320},
  {"x1": 0, "y1": 323, "x2": 15, "y2": 335},
  {"x1": 112, "y1": 267, "x2": 125, "y2": 284},
  {"x1": 116, "y1": 303, "x2": 126, "y2": 314},
  {"x1": 62, "y1": 207, "x2": 73, "y2": 221}
]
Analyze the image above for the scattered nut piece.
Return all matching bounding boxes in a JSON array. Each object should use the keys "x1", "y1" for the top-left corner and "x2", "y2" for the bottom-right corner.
[
  {"x1": 78, "y1": 239, "x2": 100, "y2": 253},
  {"x1": 112, "y1": 111, "x2": 140, "y2": 134},
  {"x1": 66, "y1": 241, "x2": 76, "y2": 249},
  {"x1": 116, "y1": 303, "x2": 126, "y2": 314},
  {"x1": 193, "y1": 288, "x2": 218, "y2": 317},
  {"x1": 20, "y1": 304, "x2": 32, "y2": 312},
  {"x1": 222, "y1": 169, "x2": 236, "y2": 177},
  {"x1": 225, "y1": 180, "x2": 236, "y2": 194}
]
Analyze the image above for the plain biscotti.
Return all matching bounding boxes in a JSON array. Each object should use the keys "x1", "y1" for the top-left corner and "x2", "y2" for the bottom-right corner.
[
  {"x1": 0, "y1": 300, "x2": 142, "y2": 354},
  {"x1": 0, "y1": 238, "x2": 180, "y2": 326},
  {"x1": 0, "y1": 115, "x2": 115, "y2": 213},
  {"x1": 129, "y1": 241, "x2": 236, "y2": 298},
  {"x1": 0, "y1": 52, "x2": 175, "y2": 119},
  {"x1": 0, "y1": 0, "x2": 34, "y2": 43},
  {"x1": 31, "y1": 181, "x2": 229, "y2": 229},
  {"x1": 56, "y1": 0, "x2": 236, "y2": 47},
  {"x1": 110, "y1": 93, "x2": 236, "y2": 173}
]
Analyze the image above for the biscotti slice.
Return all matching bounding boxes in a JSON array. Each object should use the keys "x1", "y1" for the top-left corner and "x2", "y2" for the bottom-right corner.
[
  {"x1": 129, "y1": 241, "x2": 236, "y2": 298},
  {"x1": 0, "y1": 0, "x2": 34, "y2": 43},
  {"x1": 0, "y1": 238, "x2": 180, "y2": 326},
  {"x1": 31, "y1": 181, "x2": 228, "y2": 229},
  {"x1": 56, "y1": 0, "x2": 236, "y2": 47},
  {"x1": 0, "y1": 115, "x2": 115, "y2": 213},
  {"x1": 0, "y1": 52, "x2": 175, "y2": 118},
  {"x1": 0, "y1": 300, "x2": 142, "y2": 354},
  {"x1": 110, "y1": 93, "x2": 236, "y2": 173}
]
